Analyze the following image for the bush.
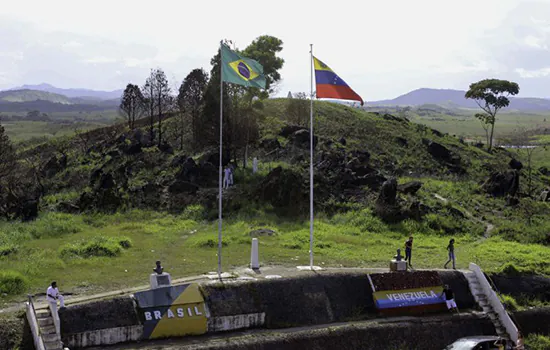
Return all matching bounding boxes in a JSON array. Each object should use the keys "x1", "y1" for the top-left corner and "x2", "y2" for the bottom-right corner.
[
  {"x1": 499, "y1": 294, "x2": 519, "y2": 311},
  {"x1": 499, "y1": 263, "x2": 538, "y2": 276},
  {"x1": 0, "y1": 245, "x2": 17, "y2": 257},
  {"x1": 525, "y1": 334, "x2": 550, "y2": 350},
  {"x1": 0, "y1": 271, "x2": 28, "y2": 295},
  {"x1": 182, "y1": 204, "x2": 206, "y2": 222},
  {"x1": 60, "y1": 236, "x2": 132, "y2": 259}
]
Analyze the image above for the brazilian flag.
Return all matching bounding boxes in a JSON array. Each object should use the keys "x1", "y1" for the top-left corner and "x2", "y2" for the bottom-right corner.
[{"x1": 221, "y1": 43, "x2": 266, "y2": 89}]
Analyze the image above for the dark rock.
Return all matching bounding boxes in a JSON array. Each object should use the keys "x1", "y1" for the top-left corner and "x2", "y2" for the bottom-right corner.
[
  {"x1": 280, "y1": 125, "x2": 304, "y2": 137},
  {"x1": 396, "y1": 137, "x2": 408, "y2": 147},
  {"x1": 124, "y1": 141, "x2": 142, "y2": 155},
  {"x1": 159, "y1": 141, "x2": 174, "y2": 154},
  {"x1": 377, "y1": 178, "x2": 398, "y2": 206},
  {"x1": 539, "y1": 167, "x2": 549, "y2": 176},
  {"x1": 78, "y1": 192, "x2": 95, "y2": 211},
  {"x1": 177, "y1": 157, "x2": 200, "y2": 183},
  {"x1": 430, "y1": 128, "x2": 444, "y2": 138},
  {"x1": 338, "y1": 137, "x2": 347, "y2": 146},
  {"x1": 290, "y1": 129, "x2": 317, "y2": 149},
  {"x1": 259, "y1": 166, "x2": 304, "y2": 211},
  {"x1": 20, "y1": 200, "x2": 39, "y2": 221},
  {"x1": 89, "y1": 168, "x2": 103, "y2": 186},
  {"x1": 107, "y1": 150, "x2": 121, "y2": 159},
  {"x1": 57, "y1": 201, "x2": 80, "y2": 214},
  {"x1": 350, "y1": 150, "x2": 370, "y2": 163},
  {"x1": 489, "y1": 274, "x2": 550, "y2": 302},
  {"x1": 260, "y1": 138, "x2": 281, "y2": 152},
  {"x1": 382, "y1": 113, "x2": 408, "y2": 123},
  {"x1": 474, "y1": 143, "x2": 484, "y2": 149},
  {"x1": 168, "y1": 180, "x2": 199, "y2": 194},
  {"x1": 506, "y1": 196, "x2": 520, "y2": 206},
  {"x1": 42, "y1": 156, "x2": 63, "y2": 178},
  {"x1": 509, "y1": 158, "x2": 523, "y2": 170},
  {"x1": 483, "y1": 170, "x2": 520, "y2": 197},
  {"x1": 397, "y1": 181, "x2": 422, "y2": 195},
  {"x1": 59, "y1": 154, "x2": 68, "y2": 168},
  {"x1": 170, "y1": 155, "x2": 187, "y2": 167},
  {"x1": 448, "y1": 207, "x2": 465, "y2": 219},
  {"x1": 427, "y1": 141, "x2": 459, "y2": 164},
  {"x1": 352, "y1": 173, "x2": 387, "y2": 190},
  {"x1": 249, "y1": 229, "x2": 276, "y2": 237},
  {"x1": 99, "y1": 173, "x2": 115, "y2": 190}
]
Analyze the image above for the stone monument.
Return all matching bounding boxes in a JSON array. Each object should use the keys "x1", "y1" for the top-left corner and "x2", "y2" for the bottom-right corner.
[
  {"x1": 150, "y1": 260, "x2": 172, "y2": 289},
  {"x1": 390, "y1": 249, "x2": 407, "y2": 272}
]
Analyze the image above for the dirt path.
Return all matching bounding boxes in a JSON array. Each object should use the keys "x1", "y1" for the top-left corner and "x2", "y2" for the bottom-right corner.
[{"x1": 433, "y1": 193, "x2": 495, "y2": 239}]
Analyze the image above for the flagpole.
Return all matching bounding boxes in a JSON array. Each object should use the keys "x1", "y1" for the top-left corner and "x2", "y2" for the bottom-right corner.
[
  {"x1": 309, "y1": 44, "x2": 314, "y2": 269},
  {"x1": 218, "y1": 41, "x2": 224, "y2": 280}
]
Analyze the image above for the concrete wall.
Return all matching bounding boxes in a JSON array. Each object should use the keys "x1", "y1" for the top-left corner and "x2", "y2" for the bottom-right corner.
[{"x1": 188, "y1": 314, "x2": 496, "y2": 350}]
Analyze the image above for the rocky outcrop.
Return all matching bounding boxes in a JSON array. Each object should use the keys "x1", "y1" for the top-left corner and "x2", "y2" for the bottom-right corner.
[
  {"x1": 397, "y1": 181, "x2": 422, "y2": 195},
  {"x1": 483, "y1": 171, "x2": 520, "y2": 197},
  {"x1": 509, "y1": 158, "x2": 523, "y2": 170},
  {"x1": 290, "y1": 129, "x2": 317, "y2": 149},
  {"x1": 259, "y1": 166, "x2": 305, "y2": 212}
]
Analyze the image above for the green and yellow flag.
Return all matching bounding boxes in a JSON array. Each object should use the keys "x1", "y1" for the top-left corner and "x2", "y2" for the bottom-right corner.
[{"x1": 221, "y1": 43, "x2": 266, "y2": 89}]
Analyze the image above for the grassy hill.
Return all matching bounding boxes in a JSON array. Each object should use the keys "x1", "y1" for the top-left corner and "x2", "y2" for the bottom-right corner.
[
  {"x1": 0, "y1": 89, "x2": 72, "y2": 104},
  {"x1": 9, "y1": 83, "x2": 123, "y2": 100},
  {"x1": 0, "y1": 98, "x2": 549, "y2": 301}
]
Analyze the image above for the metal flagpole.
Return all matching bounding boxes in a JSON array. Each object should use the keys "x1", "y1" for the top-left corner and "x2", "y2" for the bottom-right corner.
[
  {"x1": 309, "y1": 44, "x2": 314, "y2": 269},
  {"x1": 218, "y1": 41, "x2": 224, "y2": 280}
]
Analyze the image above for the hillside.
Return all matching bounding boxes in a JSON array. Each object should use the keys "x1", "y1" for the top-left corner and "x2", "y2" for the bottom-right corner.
[
  {"x1": 0, "y1": 98, "x2": 549, "y2": 306},
  {"x1": 8, "y1": 83, "x2": 123, "y2": 100},
  {"x1": 370, "y1": 88, "x2": 550, "y2": 111},
  {"x1": 0, "y1": 89, "x2": 72, "y2": 104}
]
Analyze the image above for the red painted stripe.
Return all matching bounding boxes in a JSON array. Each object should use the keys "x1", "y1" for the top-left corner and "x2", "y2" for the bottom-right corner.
[{"x1": 316, "y1": 84, "x2": 363, "y2": 105}]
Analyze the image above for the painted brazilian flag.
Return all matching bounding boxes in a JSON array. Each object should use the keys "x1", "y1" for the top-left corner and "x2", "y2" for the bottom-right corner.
[{"x1": 221, "y1": 43, "x2": 266, "y2": 89}]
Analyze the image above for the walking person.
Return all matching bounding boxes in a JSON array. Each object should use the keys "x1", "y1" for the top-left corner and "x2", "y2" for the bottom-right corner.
[
  {"x1": 404, "y1": 236, "x2": 413, "y2": 269},
  {"x1": 440, "y1": 284, "x2": 459, "y2": 314},
  {"x1": 444, "y1": 238, "x2": 456, "y2": 269},
  {"x1": 514, "y1": 330, "x2": 525, "y2": 350}
]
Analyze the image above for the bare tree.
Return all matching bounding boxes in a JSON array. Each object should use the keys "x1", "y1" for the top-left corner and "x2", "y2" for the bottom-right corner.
[
  {"x1": 151, "y1": 68, "x2": 172, "y2": 147},
  {"x1": 120, "y1": 84, "x2": 145, "y2": 130},
  {"x1": 142, "y1": 71, "x2": 157, "y2": 143}
]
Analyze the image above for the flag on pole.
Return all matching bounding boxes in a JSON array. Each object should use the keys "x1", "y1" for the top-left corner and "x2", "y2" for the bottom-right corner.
[
  {"x1": 313, "y1": 56, "x2": 363, "y2": 105},
  {"x1": 221, "y1": 44, "x2": 266, "y2": 89}
]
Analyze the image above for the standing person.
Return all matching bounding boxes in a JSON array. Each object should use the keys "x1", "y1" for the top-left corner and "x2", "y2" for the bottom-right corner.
[
  {"x1": 444, "y1": 238, "x2": 456, "y2": 269},
  {"x1": 514, "y1": 331, "x2": 524, "y2": 350},
  {"x1": 228, "y1": 164, "x2": 234, "y2": 187},
  {"x1": 47, "y1": 281, "x2": 65, "y2": 334},
  {"x1": 404, "y1": 236, "x2": 413, "y2": 269},
  {"x1": 223, "y1": 166, "x2": 230, "y2": 189},
  {"x1": 440, "y1": 284, "x2": 459, "y2": 314}
]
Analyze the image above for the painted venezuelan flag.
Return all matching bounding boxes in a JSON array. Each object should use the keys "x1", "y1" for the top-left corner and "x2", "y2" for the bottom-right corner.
[{"x1": 313, "y1": 56, "x2": 364, "y2": 105}]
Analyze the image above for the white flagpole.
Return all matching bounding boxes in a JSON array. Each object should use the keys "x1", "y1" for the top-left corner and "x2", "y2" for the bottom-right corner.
[
  {"x1": 218, "y1": 41, "x2": 224, "y2": 280},
  {"x1": 309, "y1": 44, "x2": 314, "y2": 269}
]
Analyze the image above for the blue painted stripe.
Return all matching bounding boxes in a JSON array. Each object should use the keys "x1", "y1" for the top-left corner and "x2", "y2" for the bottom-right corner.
[
  {"x1": 315, "y1": 69, "x2": 349, "y2": 87},
  {"x1": 376, "y1": 297, "x2": 445, "y2": 309}
]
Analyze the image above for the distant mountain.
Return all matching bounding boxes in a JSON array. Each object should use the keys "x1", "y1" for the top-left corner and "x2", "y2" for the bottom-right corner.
[
  {"x1": 8, "y1": 83, "x2": 123, "y2": 100},
  {"x1": 369, "y1": 88, "x2": 550, "y2": 112},
  {"x1": 0, "y1": 89, "x2": 72, "y2": 104}
]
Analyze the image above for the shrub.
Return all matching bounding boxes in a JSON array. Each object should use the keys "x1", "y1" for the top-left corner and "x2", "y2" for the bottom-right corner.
[
  {"x1": 182, "y1": 204, "x2": 206, "y2": 222},
  {"x1": 60, "y1": 236, "x2": 131, "y2": 259},
  {"x1": 0, "y1": 245, "x2": 17, "y2": 257},
  {"x1": 499, "y1": 294, "x2": 519, "y2": 311},
  {"x1": 0, "y1": 271, "x2": 28, "y2": 295},
  {"x1": 525, "y1": 334, "x2": 550, "y2": 350},
  {"x1": 192, "y1": 238, "x2": 228, "y2": 249}
]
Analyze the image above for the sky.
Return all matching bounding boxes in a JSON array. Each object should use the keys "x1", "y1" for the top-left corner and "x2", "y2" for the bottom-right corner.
[{"x1": 1, "y1": 0, "x2": 550, "y2": 100}]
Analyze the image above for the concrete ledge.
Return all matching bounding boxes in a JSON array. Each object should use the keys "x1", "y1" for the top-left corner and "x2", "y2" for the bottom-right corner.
[
  {"x1": 63, "y1": 325, "x2": 143, "y2": 348},
  {"x1": 208, "y1": 313, "x2": 266, "y2": 332}
]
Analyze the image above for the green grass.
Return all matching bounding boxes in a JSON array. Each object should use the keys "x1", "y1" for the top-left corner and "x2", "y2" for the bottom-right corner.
[
  {"x1": 525, "y1": 334, "x2": 550, "y2": 350},
  {"x1": 0, "y1": 209, "x2": 549, "y2": 301}
]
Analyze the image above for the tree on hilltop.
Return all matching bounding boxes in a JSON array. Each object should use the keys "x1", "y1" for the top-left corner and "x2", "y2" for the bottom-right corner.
[
  {"x1": 120, "y1": 83, "x2": 145, "y2": 130},
  {"x1": 465, "y1": 79, "x2": 519, "y2": 151},
  {"x1": 177, "y1": 68, "x2": 209, "y2": 150}
]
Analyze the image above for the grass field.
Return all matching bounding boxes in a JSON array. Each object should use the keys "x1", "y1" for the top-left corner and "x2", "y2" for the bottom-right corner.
[{"x1": 1, "y1": 207, "x2": 549, "y2": 302}]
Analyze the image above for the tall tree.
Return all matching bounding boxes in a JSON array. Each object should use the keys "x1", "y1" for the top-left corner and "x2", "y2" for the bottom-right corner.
[
  {"x1": 142, "y1": 72, "x2": 157, "y2": 143},
  {"x1": 242, "y1": 35, "x2": 284, "y2": 96},
  {"x1": 285, "y1": 92, "x2": 309, "y2": 126},
  {"x1": 465, "y1": 79, "x2": 519, "y2": 151},
  {"x1": 178, "y1": 68, "x2": 208, "y2": 149},
  {"x1": 120, "y1": 83, "x2": 145, "y2": 130},
  {"x1": 0, "y1": 123, "x2": 15, "y2": 181},
  {"x1": 151, "y1": 68, "x2": 171, "y2": 147}
]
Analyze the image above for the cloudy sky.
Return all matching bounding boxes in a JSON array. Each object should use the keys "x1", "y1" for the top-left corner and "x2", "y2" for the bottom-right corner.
[{"x1": 1, "y1": 0, "x2": 549, "y2": 100}]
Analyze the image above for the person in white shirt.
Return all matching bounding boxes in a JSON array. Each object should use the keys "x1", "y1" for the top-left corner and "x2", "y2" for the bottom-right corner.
[
  {"x1": 223, "y1": 167, "x2": 230, "y2": 189},
  {"x1": 47, "y1": 281, "x2": 65, "y2": 310}
]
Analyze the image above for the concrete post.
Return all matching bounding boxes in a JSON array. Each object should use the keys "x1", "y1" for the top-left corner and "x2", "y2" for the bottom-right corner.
[{"x1": 250, "y1": 238, "x2": 259, "y2": 269}]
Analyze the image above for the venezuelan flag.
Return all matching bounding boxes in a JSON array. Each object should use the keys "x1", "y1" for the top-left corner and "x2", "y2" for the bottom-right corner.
[{"x1": 313, "y1": 56, "x2": 363, "y2": 105}]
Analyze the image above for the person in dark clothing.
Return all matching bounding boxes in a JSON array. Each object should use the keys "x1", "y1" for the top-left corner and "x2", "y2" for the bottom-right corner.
[
  {"x1": 404, "y1": 236, "x2": 413, "y2": 269},
  {"x1": 444, "y1": 238, "x2": 456, "y2": 269},
  {"x1": 440, "y1": 284, "x2": 459, "y2": 314}
]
